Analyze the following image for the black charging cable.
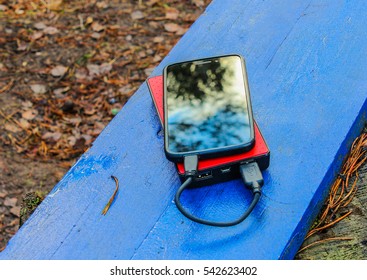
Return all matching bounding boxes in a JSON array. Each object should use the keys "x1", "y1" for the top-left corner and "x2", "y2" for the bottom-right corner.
[{"x1": 174, "y1": 155, "x2": 263, "y2": 227}]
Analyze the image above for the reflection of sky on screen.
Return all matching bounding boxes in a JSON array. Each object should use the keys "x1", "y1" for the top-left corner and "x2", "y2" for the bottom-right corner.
[{"x1": 166, "y1": 56, "x2": 251, "y2": 153}]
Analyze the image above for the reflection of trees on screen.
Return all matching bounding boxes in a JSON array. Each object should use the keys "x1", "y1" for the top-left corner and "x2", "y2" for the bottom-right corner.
[
  {"x1": 167, "y1": 60, "x2": 226, "y2": 102},
  {"x1": 167, "y1": 57, "x2": 250, "y2": 153}
]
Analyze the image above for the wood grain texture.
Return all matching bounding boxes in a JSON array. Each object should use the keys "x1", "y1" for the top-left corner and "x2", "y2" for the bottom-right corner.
[{"x1": 1, "y1": 0, "x2": 367, "y2": 259}]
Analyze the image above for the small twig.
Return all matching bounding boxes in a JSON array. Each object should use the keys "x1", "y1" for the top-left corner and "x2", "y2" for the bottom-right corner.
[
  {"x1": 0, "y1": 79, "x2": 14, "y2": 94},
  {"x1": 78, "y1": 14, "x2": 85, "y2": 30},
  {"x1": 297, "y1": 237, "x2": 353, "y2": 254},
  {"x1": 0, "y1": 109, "x2": 23, "y2": 129},
  {"x1": 101, "y1": 175, "x2": 119, "y2": 215}
]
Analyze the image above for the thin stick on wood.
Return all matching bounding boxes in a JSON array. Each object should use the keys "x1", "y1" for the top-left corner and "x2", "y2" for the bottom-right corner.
[{"x1": 101, "y1": 175, "x2": 119, "y2": 215}]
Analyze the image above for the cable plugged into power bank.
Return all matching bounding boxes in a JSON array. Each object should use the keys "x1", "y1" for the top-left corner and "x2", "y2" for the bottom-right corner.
[
  {"x1": 240, "y1": 162, "x2": 263, "y2": 195},
  {"x1": 175, "y1": 155, "x2": 263, "y2": 227}
]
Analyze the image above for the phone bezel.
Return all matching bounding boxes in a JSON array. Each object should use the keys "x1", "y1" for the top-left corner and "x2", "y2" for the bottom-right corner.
[{"x1": 163, "y1": 54, "x2": 255, "y2": 163}]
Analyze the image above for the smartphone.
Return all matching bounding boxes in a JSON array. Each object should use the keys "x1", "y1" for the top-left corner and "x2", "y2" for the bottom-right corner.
[
  {"x1": 163, "y1": 54, "x2": 255, "y2": 163},
  {"x1": 148, "y1": 75, "x2": 270, "y2": 186}
]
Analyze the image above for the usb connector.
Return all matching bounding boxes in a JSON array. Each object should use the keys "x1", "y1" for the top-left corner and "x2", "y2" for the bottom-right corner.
[
  {"x1": 240, "y1": 162, "x2": 264, "y2": 194},
  {"x1": 183, "y1": 155, "x2": 199, "y2": 178}
]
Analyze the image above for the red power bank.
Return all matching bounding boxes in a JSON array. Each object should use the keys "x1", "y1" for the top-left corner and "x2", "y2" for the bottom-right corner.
[{"x1": 147, "y1": 76, "x2": 270, "y2": 185}]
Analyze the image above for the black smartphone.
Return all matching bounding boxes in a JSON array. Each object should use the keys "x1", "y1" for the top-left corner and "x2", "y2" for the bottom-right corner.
[{"x1": 163, "y1": 54, "x2": 255, "y2": 163}]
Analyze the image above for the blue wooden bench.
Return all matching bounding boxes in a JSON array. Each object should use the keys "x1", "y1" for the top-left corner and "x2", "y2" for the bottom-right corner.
[{"x1": 1, "y1": 0, "x2": 366, "y2": 259}]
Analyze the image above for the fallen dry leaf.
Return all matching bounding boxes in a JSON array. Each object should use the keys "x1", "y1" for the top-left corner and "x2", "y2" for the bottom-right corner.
[
  {"x1": 153, "y1": 54, "x2": 162, "y2": 62},
  {"x1": 108, "y1": 25, "x2": 120, "y2": 30},
  {"x1": 75, "y1": 68, "x2": 88, "y2": 80},
  {"x1": 31, "y1": 32, "x2": 44, "y2": 41},
  {"x1": 42, "y1": 131, "x2": 62, "y2": 141},
  {"x1": 86, "y1": 16, "x2": 93, "y2": 25},
  {"x1": 17, "y1": 42, "x2": 27, "y2": 51},
  {"x1": 0, "y1": 191, "x2": 8, "y2": 199},
  {"x1": 96, "y1": 1, "x2": 109, "y2": 9},
  {"x1": 10, "y1": 206, "x2": 21, "y2": 217},
  {"x1": 22, "y1": 109, "x2": 38, "y2": 120},
  {"x1": 4, "y1": 197, "x2": 18, "y2": 207},
  {"x1": 91, "y1": 32, "x2": 101, "y2": 39},
  {"x1": 164, "y1": 23, "x2": 181, "y2": 33},
  {"x1": 153, "y1": 36, "x2": 164, "y2": 43},
  {"x1": 87, "y1": 63, "x2": 112, "y2": 77},
  {"x1": 193, "y1": 0, "x2": 205, "y2": 7},
  {"x1": 43, "y1": 26, "x2": 59, "y2": 35},
  {"x1": 0, "y1": 4, "x2": 8, "y2": 11},
  {"x1": 15, "y1": 9, "x2": 24, "y2": 15},
  {"x1": 83, "y1": 105, "x2": 96, "y2": 115},
  {"x1": 91, "y1": 22, "x2": 105, "y2": 32},
  {"x1": 19, "y1": 119, "x2": 30, "y2": 129},
  {"x1": 146, "y1": 0, "x2": 159, "y2": 6},
  {"x1": 30, "y1": 84, "x2": 47, "y2": 94},
  {"x1": 48, "y1": 0, "x2": 63, "y2": 11},
  {"x1": 175, "y1": 27, "x2": 187, "y2": 36},
  {"x1": 0, "y1": 63, "x2": 7, "y2": 71},
  {"x1": 149, "y1": 21, "x2": 159, "y2": 29},
  {"x1": 144, "y1": 67, "x2": 154, "y2": 76},
  {"x1": 51, "y1": 65, "x2": 68, "y2": 77},
  {"x1": 21, "y1": 101, "x2": 33, "y2": 108},
  {"x1": 53, "y1": 86, "x2": 70, "y2": 96},
  {"x1": 131, "y1": 10, "x2": 145, "y2": 20},
  {"x1": 67, "y1": 136, "x2": 76, "y2": 146},
  {"x1": 34, "y1": 22, "x2": 47, "y2": 30},
  {"x1": 4, "y1": 123, "x2": 21, "y2": 133},
  {"x1": 66, "y1": 116, "x2": 82, "y2": 125},
  {"x1": 165, "y1": 8, "x2": 179, "y2": 20}
]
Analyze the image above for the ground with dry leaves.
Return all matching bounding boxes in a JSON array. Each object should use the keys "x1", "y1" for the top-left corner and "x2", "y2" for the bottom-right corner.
[{"x1": 0, "y1": 0, "x2": 210, "y2": 252}]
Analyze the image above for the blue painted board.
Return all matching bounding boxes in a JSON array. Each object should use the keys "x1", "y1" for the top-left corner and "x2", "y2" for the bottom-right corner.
[{"x1": 1, "y1": 0, "x2": 367, "y2": 259}]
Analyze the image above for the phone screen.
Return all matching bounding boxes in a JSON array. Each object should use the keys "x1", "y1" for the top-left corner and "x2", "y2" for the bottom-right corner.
[{"x1": 164, "y1": 55, "x2": 253, "y2": 158}]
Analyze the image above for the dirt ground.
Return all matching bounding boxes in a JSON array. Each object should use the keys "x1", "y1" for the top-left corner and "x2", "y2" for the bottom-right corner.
[{"x1": 0, "y1": 0, "x2": 210, "y2": 252}]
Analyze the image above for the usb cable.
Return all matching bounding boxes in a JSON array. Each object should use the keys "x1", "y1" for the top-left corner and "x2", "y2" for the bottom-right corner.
[{"x1": 174, "y1": 155, "x2": 263, "y2": 227}]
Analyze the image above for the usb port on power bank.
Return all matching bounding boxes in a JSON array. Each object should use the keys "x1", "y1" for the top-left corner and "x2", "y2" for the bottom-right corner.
[
  {"x1": 220, "y1": 167, "x2": 231, "y2": 174},
  {"x1": 196, "y1": 171, "x2": 213, "y2": 180}
]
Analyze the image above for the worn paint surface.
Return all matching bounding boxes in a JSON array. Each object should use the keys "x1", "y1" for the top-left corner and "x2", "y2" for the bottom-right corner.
[{"x1": 1, "y1": 0, "x2": 367, "y2": 259}]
